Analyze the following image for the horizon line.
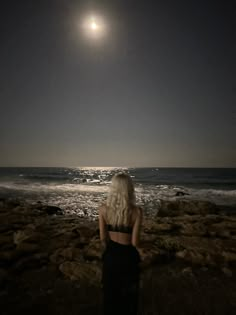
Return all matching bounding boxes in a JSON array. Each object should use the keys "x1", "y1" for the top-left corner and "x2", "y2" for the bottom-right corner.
[{"x1": 0, "y1": 165, "x2": 235, "y2": 169}]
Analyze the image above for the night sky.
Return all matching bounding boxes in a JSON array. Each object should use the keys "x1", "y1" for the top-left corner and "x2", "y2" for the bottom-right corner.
[{"x1": 0, "y1": 0, "x2": 235, "y2": 167}]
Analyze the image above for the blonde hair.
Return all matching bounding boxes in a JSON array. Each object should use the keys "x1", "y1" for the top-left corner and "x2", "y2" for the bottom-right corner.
[{"x1": 105, "y1": 172, "x2": 136, "y2": 226}]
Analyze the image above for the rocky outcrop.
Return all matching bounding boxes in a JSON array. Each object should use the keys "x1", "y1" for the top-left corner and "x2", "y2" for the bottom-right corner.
[
  {"x1": 59, "y1": 261, "x2": 102, "y2": 284},
  {"x1": 34, "y1": 203, "x2": 64, "y2": 215},
  {"x1": 157, "y1": 199, "x2": 219, "y2": 216},
  {"x1": 0, "y1": 198, "x2": 235, "y2": 286}
]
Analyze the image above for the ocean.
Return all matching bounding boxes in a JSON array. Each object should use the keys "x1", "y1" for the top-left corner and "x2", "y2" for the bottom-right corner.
[{"x1": 0, "y1": 167, "x2": 235, "y2": 218}]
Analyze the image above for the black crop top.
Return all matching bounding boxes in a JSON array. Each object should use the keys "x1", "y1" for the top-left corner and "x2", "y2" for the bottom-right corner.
[{"x1": 107, "y1": 224, "x2": 133, "y2": 234}]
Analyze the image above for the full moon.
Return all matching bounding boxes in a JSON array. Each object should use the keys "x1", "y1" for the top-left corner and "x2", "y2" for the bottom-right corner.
[
  {"x1": 81, "y1": 15, "x2": 107, "y2": 40},
  {"x1": 91, "y1": 22, "x2": 97, "y2": 30}
]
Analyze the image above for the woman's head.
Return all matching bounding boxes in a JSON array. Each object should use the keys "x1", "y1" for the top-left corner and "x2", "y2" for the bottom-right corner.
[
  {"x1": 105, "y1": 172, "x2": 136, "y2": 226},
  {"x1": 110, "y1": 172, "x2": 135, "y2": 201}
]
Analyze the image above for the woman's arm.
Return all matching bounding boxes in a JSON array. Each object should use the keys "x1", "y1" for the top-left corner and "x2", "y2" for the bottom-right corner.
[
  {"x1": 98, "y1": 204, "x2": 109, "y2": 249},
  {"x1": 131, "y1": 207, "x2": 143, "y2": 247}
]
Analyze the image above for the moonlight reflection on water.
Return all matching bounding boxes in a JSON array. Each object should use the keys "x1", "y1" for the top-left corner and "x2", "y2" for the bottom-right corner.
[{"x1": 0, "y1": 167, "x2": 235, "y2": 219}]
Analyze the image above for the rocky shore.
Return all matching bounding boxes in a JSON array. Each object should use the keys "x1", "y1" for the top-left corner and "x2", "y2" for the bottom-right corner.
[{"x1": 0, "y1": 198, "x2": 236, "y2": 314}]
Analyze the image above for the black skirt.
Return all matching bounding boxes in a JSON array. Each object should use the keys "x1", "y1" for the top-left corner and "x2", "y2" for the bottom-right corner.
[{"x1": 102, "y1": 240, "x2": 141, "y2": 315}]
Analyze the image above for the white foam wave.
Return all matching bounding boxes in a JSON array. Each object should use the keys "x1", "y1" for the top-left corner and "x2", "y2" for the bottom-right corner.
[
  {"x1": 0, "y1": 182, "x2": 109, "y2": 193},
  {"x1": 73, "y1": 166, "x2": 128, "y2": 171},
  {"x1": 135, "y1": 185, "x2": 236, "y2": 206},
  {"x1": 0, "y1": 182, "x2": 235, "y2": 216}
]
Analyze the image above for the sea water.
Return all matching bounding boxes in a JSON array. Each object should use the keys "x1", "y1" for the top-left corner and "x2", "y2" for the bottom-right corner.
[{"x1": 0, "y1": 167, "x2": 235, "y2": 218}]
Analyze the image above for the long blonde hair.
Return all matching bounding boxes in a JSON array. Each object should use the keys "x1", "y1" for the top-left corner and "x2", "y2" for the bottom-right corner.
[{"x1": 105, "y1": 172, "x2": 136, "y2": 226}]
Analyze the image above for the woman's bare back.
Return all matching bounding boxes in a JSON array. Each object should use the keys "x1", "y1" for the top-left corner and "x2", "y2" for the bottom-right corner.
[{"x1": 101, "y1": 205, "x2": 142, "y2": 246}]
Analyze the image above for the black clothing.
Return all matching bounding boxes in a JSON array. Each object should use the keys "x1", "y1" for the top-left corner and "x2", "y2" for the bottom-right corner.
[
  {"x1": 102, "y1": 239, "x2": 140, "y2": 315},
  {"x1": 106, "y1": 224, "x2": 133, "y2": 234}
]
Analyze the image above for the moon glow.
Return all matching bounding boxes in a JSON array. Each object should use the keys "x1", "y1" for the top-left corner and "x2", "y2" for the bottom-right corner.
[
  {"x1": 91, "y1": 21, "x2": 98, "y2": 30},
  {"x1": 81, "y1": 15, "x2": 107, "y2": 40}
]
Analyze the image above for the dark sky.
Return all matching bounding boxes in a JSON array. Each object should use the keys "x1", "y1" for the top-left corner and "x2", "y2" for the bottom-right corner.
[{"x1": 0, "y1": 0, "x2": 235, "y2": 167}]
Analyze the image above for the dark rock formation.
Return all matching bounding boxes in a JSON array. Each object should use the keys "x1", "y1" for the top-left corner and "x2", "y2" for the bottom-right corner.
[
  {"x1": 175, "y1": 191, "x2": 190, "y2": 196},
  {"x1": 157, "y1": 199, "x2": 219, "y2": 216},
  {"x1": 0, "y1": 198, "x2": 236, "y2": 314}
]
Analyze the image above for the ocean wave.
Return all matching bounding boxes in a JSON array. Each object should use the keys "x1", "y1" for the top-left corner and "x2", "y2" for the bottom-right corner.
[
  {"x1": 0, "y1": 182, "x2": 109, "y2": 193},
  {"x1": 1, "y1": 182, "x2": 235, "y2": 208}
]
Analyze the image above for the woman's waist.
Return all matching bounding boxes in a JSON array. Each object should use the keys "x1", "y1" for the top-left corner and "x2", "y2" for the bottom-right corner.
[
  {"x1": 108, "y1": 233, "x2": 132, "y2": 245},
  {"x1": 108, "y1": 238, "x2": 133, "y2": 247},
  {"x1": 103, "y1": 240, "x2": 140, "y2": 263},
  {"x1": 106, "y1": 239, "x2": 140, "y2": 257}
]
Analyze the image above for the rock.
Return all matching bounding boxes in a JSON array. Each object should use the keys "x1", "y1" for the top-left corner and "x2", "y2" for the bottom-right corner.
[
  {"x1": 222, "y1": 251, "x2": 236, "y2": 266},
  {"x1": 0, "y1": 250, "x2": 19, "y2": 263},
  {"x1": 181, "y1": 267, "x2": 193, "y2": 276},
  {"x1": 2, "y1": 199, "x2": 21, "y2": 209},
  {"x1": 0, "y1": 235, "x2": 14, "y2": 248},
  {"x1": 138, "y1": 242, "x2": 174, "y2": 269},
  {"x1": 13, "y1": 230, "x2": 34, "y2": 245},
  {"x1": 14, "y1": 227, "x2": 45, "y2": 246},
  {"x1": 16, "y1": 242, "x2": 39, "y2": 253},
  {"x1": 59, "y1": 261, "x2": 102, "y2": 285},
  {"x1": 179, "y1": 222, "x2": 208, "y2": 236},
  {"x1": 13, "y1": 254, "x2": 47, "y2": 272},
  {"x1": 83, "y1": 239, "x2": 103, "y2": 261},
  {"x1": 0, "y1": 269, "x2": 7, "y2": 287},
  {"x1": 0, "y1": 225, "x2": 11, "y2": 234},
  {"x1": 155, "y1": 237, "x2": 184, "y2": 251},
  {"x1": 0, "y1": 197, "x2": 236, "y2": 285},
  {"x1": 35, "y1": 204, "x2": 64, "y2": 215},
  {"x1": 78, "y1": 225, "x2": 98, "y2": 241},
  {"x1": 33, "y1": 252, "x2": 48, "y2": 260},
  {"x1": 221, "y1": 267, "x2": 233, "y2": 277},
  {"x1": 157, "y1": 199, "x2": 219, "y2": 217},
  {"x1": 143, "y1": 222, "x2": 181, "y2": 235},
  {"x1": 50, "y1": 248, "x2": 83, "y2": 264},
  {"x1": 176, "y1": 249, "x2": 206, "y2": 265},
  {"x1": 175, "y1": 191, "x2": 190, "y2": 196}
]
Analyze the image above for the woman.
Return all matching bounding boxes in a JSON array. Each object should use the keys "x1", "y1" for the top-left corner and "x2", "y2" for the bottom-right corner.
[{"x1": 98, "y1": 172, "x2": 143, "y2": 315}]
